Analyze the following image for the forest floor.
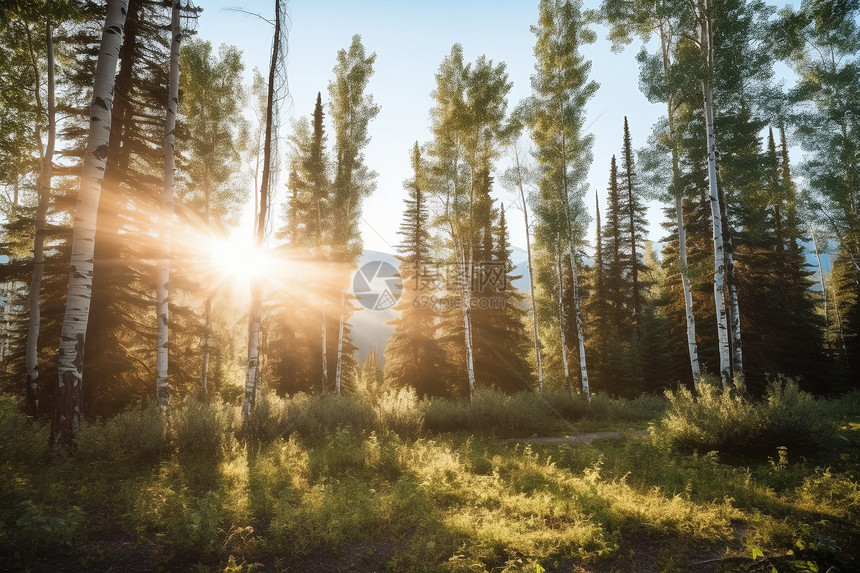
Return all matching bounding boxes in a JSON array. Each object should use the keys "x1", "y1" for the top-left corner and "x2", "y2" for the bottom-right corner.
[{"x1": 2, "y1": 390, "x2": 859, "y2": 572}]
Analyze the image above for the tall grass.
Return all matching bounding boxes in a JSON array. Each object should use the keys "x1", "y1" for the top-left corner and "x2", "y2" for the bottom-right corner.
[{"x1": 653, "y1": 378, "x2": 835, "y2": 457}]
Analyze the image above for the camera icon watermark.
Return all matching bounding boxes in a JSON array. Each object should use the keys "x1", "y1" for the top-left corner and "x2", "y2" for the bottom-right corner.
[{"x1": 352, "y1": 260, "x2": 402, "y2": 311}]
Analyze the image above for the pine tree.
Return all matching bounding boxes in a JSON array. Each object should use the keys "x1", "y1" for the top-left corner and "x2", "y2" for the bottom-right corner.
[
  {"x1": 620, "y1": 117, "x2": 648, "y2": 324},
  {"x1": 384, "y1": 143, "x2": 446, "y2": 396}
]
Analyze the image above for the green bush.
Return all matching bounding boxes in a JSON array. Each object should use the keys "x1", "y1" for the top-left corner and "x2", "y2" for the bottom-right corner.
[
  {"x1": 0, "y1": 396, "x2": 48, "y2": 464},
  {"x1": 654, "y1": 378, "x2": 834, "y2": 457},
  {"x1": 78, "y1": 401, "x2": 164, "y2": 463},
  {"x1": 171, "y1": 398, "x2": 236, "y2": 463},
  {"x1": 374, "y1": 387, "x2": 424, "y2": 437}
]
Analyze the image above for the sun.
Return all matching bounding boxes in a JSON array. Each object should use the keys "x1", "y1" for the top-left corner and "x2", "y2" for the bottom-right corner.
[{"x1": 207, "y1": 230, "x2": 274, "y2": 286}]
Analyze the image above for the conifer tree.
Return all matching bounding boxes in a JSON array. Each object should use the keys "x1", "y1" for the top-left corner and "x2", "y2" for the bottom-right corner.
[
  {"x1": 620, "y1": 117, "x2": 648, "y2": 324},
  {"x1": 384, "y1": 143, "x2": 445, "y2": 395}
]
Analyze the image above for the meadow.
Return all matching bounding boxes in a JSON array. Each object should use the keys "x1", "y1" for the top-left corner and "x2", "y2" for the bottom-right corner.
[{"x1": 1, "y1": 382, "x2": 858, "y2": 572}]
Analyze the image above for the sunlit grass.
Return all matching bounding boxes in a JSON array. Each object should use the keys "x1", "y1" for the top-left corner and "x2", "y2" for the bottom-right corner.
[{"x1": 0, "y1": 390, "x2": 858, "y2": 571}]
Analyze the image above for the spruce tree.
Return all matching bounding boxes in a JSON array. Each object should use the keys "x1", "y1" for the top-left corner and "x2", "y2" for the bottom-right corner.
[{"x1": 384, "y1": 143, "x2": 445, "y2": 396}]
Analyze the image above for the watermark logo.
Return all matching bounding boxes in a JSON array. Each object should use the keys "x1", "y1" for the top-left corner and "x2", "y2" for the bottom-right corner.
[{"x1": 353, "y1": 260, "x2": 401, "y2": 310}]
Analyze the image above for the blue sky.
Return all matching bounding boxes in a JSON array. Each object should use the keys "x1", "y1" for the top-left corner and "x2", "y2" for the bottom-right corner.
[{"x1": 199, "y1": 0, "x2": 668, "y2": 255}]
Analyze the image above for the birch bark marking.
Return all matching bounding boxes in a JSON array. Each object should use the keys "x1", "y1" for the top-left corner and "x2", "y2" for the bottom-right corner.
[
  {"x1": 26, "y1": 19, "x2": 56, "y2": 416},
  {"x1": 243, "y1": 0, "x2": 281, "y2": 419},
  {"x1": 512, "y1": 147, "x2": 544, "y2": 392},
  {"x1": 698, "y1": 0, "x2": 731, "y2": 387},
  {"x1": 156, "y1": 0, "x2": 181, "y2": 410},
  {"x1": 53, "y1": 0, "x2": 129, "y2": 446}
]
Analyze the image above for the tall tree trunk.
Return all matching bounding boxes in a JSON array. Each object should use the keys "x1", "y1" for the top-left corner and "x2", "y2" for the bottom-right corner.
[
  {"x1": 512, "y1": 148, "x2": 543, "y2": 392},
  {"x1": 321, "y1": 308, "x2": 329, "y2": 393},
  {"x1": 26, "y1": 19, "x2": 56, "y2": 417},
  {"x1": 243, "y1": 0, "x2": 280, "y2": 420},
  {"x1": 201, "y1": 294, "x2": 212, "y2": 395},
  {"x1": 558, "y1": 121, "x2": 590, "y2": 401},
  {"x1": 52, "y1": 0, "x2": 128, "y2": 446},
  {"x1": 698, "y1": 0, "x2": 731, "y2": 387},
  {"x1": 155, "y1": 0, "x2": 180, "y2": 411},
  {"x1": 659, "y1": 16, "x2": 701, "y2": 390},
  {"x1": 811, "y1": 228, "x2": 828, "y2": 334},
  {"x1": 676, "y1": 195, "x2": 701, "y2": 389},
  {"x1": 334, "y1": 290, "x2": 346, "y2": 395},
  {"x1": 722, "y1": 205, "x2": 743, "y2": 379},
  {"x1": 556, "y1": 246, "x2": 571, "y2": 393}
]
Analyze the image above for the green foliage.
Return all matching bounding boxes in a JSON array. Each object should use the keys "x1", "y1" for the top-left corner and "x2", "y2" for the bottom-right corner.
[
  {"x1": 77, "y1": 401, "x2": 164, "y2": 463},
  {"x1": 654, "y1": 378, "x2": 835, "y2": 456},
  {"x1": 0, "y1": 396, "x2": 48, "y2": 464},
  {"x1": 171, "y1": 398, "x2": 236, "y2": 464},
  {"x1": 14, "y1": 500, "x2": 85, "y2": 554}
]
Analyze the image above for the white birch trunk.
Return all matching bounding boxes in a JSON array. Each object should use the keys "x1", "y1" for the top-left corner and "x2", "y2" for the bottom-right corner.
[
  {"x1": 699, "y1": 0, "x2": 731, "y2": 387},
  {"x1": 201, "y1": 295, "x2": 212, "y2": 395},
  {"x1": 334, "y1": 290, "x2": 346, "y2": 395},
  {"x1": 660, "y1": 18, "x2": 701, "y2": 391},
  {"x1": 566, "y1": 246, "x2": 589, "y2": 400},
  {"x1": 676, "y1": 194, "x2": 701, "y2": 390},
  {"x1": 242, "y1": 285, "x2": 262, "y2": 419},
  {"x1": 26, "y1": 20, "x2": 55, "y2": 416},
  {"x1": 243, "y1": 0, "x2": 281, "y2": 420},
  {"x1": 460, "y1": 241, "x2": 477, "y2": 398},
  {"x1": 556, "y1": 248, "x2": 571, "y2": 392},
  {"x1": 52, "y1": 0, "x2": 128, "y2": 446},
  {"x1": 512, "y1": 148, "x2": 544, "y2": 392},
  {"x1": 557, "y1": 109, "x2": 590, "y2": 401},
  {"x1": 811, "y1": 228, "x2": 828, "y2": 331},
  {"x1": 724, "y1": 231, "x2": 743, "y2": 378},
  {"x1": 155, "y1": 1, "x2": 180, "y2": 410},
  {"x1": 321, "y1": 308, "x2": 329, "y2": 393}
]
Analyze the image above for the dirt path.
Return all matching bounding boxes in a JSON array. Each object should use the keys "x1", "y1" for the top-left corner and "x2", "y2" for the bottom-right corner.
[{"x1": 504, "y1": 429, "x2": 649, "y2": 445}]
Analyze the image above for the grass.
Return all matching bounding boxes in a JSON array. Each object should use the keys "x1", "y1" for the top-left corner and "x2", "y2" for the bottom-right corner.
[{"x1": 0, "y1": 386, "x2": 858, "y2": 572}]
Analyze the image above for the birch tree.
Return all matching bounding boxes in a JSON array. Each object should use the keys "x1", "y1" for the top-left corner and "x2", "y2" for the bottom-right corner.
[
  {"x1": 243, "y1": 0, "x2": 286, "y2": 420},
  {"x1": 501, "y1": 141, "x2": 544, "y2": 392},
  {"x1": 527, "y1": 0, "x2": 596, "y2": 400},
  {"x1": 428, "y1": 44, "x2": 511, "y2": 399},
  {"x1": 52, "y1": 0, "x2": 128, "y2": 446},
  {"x1": 155, "y1": 0, "x2": 180, "y2": 410},
  {"x1": 23, "y1": 15, "x2": 56, "y2": 416},
  {"x1": 328, "y1": 35, "x2": 379, "y2": 395}
]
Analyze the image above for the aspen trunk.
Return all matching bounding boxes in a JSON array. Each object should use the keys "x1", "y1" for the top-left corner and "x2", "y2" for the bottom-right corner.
[
  {"x1": 242, "y1": 285, "x2": 262, "y2": 419},
  {"x1": 558, "y1": 108, "x2": 590, "y2": 401},
  {"x1": 460, "y1": 242, "x2": 477, "y2": 399},
  {"x1": 52, "y1": 0, "x2": 128, "y2": 446},
  {"x1": 724, "y1": 226, "x2": 743, "y2": 378},
  {"x1": 512, "y1": 148, "x2": 543, "y2": 392},
  {"x1": 155, "y1": 0, "x2": 180, "y2": 410},
  {"x1": 676, "y1": 194, "x2": 701, "y2": 390},
  {"x1": 201, "y1": 295, "x2": 212, "y2": 395},
  {"x1": 243, "y1": 0, "x2": 280, "y2": 420},
  {"x1": 811, "y1": 228, "x2": 828, "y2": 330},
  {"x1": 556, "y1": 248, "x2": 571, "y2": 393},
  {"x1": 334, "y1": 290, "x2": 346, "y2": 395},
  {"x1": 660, "y1": 18, "x2": 701, "y2": 390},
  {"x1": 321, "y1": 308, "x2": 329, "y2": 393},
  {"x1": 26, "y1": 20, "x2": 56, "y2": 417},
  {"x1": 698, "y1": 0, "x2": 731, "y2": 387}
]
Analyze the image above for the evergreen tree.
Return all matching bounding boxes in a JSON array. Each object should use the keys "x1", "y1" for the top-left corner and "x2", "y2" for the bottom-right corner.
[
  {"x1": 620, "y1": 117, "x2": 648, "y2": 324},
  {"x1": 384, "y1": 143, "x2": 446, "y2": 396}
]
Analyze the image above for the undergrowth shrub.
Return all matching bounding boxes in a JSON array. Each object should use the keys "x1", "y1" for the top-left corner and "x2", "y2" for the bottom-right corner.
[
  {"x1": 171, "y1": 398, "x2": 235, "y2": 463},
  {"x1": 374, "y1": 387, "x2": 424, "y2": 437},
  {"x1": 0, "y1": 396, "x2": 48, "y2": 464},
  {"x1": 78, "y1": 401, "x2": 164, "y2": 463},
  {"x1": 654, "y1": 378, "x2": 834, "y2": 457}
]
